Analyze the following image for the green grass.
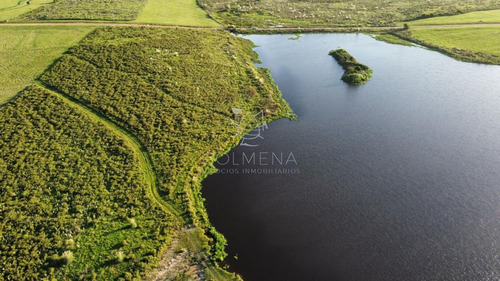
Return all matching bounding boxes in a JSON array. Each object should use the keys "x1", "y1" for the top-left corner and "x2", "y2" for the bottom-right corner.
[
  {"x1": 15, "y1": 0, "x2": 148, "y2": 21},
  {"x1": 0, "y1": 0, "x2": 52, "y2": 22},
  {"x1": 407, "y1": 9, "x2": 500, "y2": 25},
  {"x1": 198, "y1": 0, "x2": 500, "y2": 27},
  {"x1": 407, "y1": 26, "x2": 500, "y2": 63},
  {"x1": 0, "y1": 26, "x2": 94, "y2": 104},
  {"x1": 134, "y1": 0, "x2": 219, "y2": 26},
  {"x1": 371, "y1": 32, "x2": 413, "y2": 46}
]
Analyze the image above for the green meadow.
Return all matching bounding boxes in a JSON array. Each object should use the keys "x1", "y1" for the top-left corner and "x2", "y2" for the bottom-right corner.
[{"x1": 0, "y1": 26, "x2": 94, "y2": 104}]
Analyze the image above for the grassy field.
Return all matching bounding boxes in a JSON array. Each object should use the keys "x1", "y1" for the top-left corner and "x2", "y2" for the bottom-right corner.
[
  {"x1": 391, "y1": 26, "x2": 500, "y2": 64},
  {"x1": 15, "y1": 0, "x2": 147, "y2": 21},
  {"x1": 407, "y1": 9, "x2": 500, "y2": 25},
  {"x1": 134, "y1": 0, "x2": 219, "y2": 26},
  {"x1": 410, "y1": 27, "x2": 500, "y2": 57},
  {"x1": 198, "y1": 0, "x2": 500, "y2": 27},
  {"x1": 0, "y1": 26, "x2": 94, "y2": 104},
  {"x1": 0, "y1": 0, "x2": 52, "y2": 22}
]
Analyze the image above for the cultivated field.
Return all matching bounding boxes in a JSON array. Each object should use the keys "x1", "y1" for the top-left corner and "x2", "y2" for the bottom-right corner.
[
  {"x1": 404, "y1": 26, "x2": 500, "y2": 64},
  {"x1": 0, "y1": 26, "x2": 94, "y2": 104},
  {"x1": 134, "y1": 0, "x2": 219, "y2": 26},
  {"x1": 407, "y1": 9, "x2": 500, "y2": 25}
]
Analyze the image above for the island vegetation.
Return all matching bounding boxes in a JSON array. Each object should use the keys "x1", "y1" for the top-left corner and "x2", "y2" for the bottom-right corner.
[{"x1": 329, "y1": 49, "x2": 373, "y2": 85}]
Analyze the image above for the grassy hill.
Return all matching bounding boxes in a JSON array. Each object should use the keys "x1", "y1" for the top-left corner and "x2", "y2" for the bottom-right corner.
[{"x1": 1, "y1": 26, "x2": 292, "y2": 280}]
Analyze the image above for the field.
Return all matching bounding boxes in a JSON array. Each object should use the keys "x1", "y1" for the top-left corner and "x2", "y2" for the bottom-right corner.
[
  {"x1": 407, "y1": 9, "x2": 500, "y2": 25},
  {"x1": 16, "y1": 0, "x2": 148, "y2": 21},
  {"x1": 134, "y1": 0, "x2": 219, "y2": 26},
  {"x1": 0, "y1": 85, "x2": 178, "y2": 280},
  {"x1": 392, "y1": 26, "x2": 500, "y2": 64},
  {"x1": 0, "y1": 26, "x2": 94, "y2": 104},
  {"x1": 0, "y1": 0, "x2": 52, "y2": 22},
  {"x1": 198, "y1": 0, "x2": 500, "y2": 27}
]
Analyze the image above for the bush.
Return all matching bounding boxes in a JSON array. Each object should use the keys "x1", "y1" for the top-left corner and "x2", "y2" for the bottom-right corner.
[{"x1": 61, "y1": 251, "x2": 74, "y2": 265}]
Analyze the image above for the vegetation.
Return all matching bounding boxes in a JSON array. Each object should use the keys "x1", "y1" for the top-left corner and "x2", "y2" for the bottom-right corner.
[
  {"x1": 0, "y1": 85, "x2": 177, "y2": 280},
  {"x1": 329, "y1": 49, "x2": 373, "y2": 85},
  {"x1": 392, "y1": 27, "x2": 500, "y2": 64},
  {"x1": 35, "y1": 26, "x2": 291, "y2": 278},
  {"x1": 370, "y1": 32, "x2": 413, "y2": 46},
  {"x1": 198, "y1": 0, "x2": 500, "y2": 27},
  {"x1": 406, "y1": 9, "x2": 500, "y2": 25},
  {"x1": 16, "y1": 0, "x2": 148, "y2": 21},
  {"x1": 0, "y1": 26, "x2": 94, "y2": 104},
  {"x1": 0, "y1": 0, "x2": 51, "y2": 22},
  {"x1": 134, "y1": 0, "x2": 219, "y2": 27}
]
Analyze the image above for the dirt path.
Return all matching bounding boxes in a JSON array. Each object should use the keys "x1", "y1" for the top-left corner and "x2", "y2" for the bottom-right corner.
[{"x1": 41, "y1": 84, "x2": 183, "y2": 221}]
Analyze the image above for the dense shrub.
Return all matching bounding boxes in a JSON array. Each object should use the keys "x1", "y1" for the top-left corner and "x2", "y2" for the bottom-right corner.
[
  {"x1": 0, "y1": 86, "x2": 176, "y2": 280},
  {"x1": 40, "y1": 27, "x2": 292, "y2": 227}
]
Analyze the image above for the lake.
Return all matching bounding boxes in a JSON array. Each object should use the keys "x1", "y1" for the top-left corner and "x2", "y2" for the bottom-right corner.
[{"x1": 202, "y1": 33, "x2": 500, "y2": 281}]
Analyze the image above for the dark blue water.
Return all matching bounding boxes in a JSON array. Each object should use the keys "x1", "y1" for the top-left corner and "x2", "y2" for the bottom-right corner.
[{"x1": 202, "y1": 33, "x2": 500, "y2": 281}]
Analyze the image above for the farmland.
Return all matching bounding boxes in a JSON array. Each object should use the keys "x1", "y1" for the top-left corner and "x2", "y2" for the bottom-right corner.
[
  {"x1": 0, "y1": 26, "x2": 94, "y2": 104},
  {"x1": 391, "y1": 26, "x2": 500, "y2": 64},
  {"x1": 0, "y1": 0, "x2": 52, "y2": 22},
  {"x1": 134, "y1": 0, "x2": 219, "y2": 26},
  {"x1": 198, "y1": 0, "x2": 500, "y2": 27},
  {"x1": 406, "y1": 9, "x2": 500, "y2": 25}
]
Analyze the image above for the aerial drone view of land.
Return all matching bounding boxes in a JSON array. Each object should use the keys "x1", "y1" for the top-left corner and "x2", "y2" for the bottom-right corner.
[{"x1": 1, "y1": 0, "x2": 500, "y2": 280}]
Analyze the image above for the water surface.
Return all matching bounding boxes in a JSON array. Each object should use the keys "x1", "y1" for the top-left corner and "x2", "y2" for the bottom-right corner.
[{"x1": 203, "y1": 33, "x2": 500, "y2": 281}]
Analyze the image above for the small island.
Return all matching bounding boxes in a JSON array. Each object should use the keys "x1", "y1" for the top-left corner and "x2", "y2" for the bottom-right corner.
[{"x1": 329, "y1": 49, "x2": 373, "y2": 85}]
